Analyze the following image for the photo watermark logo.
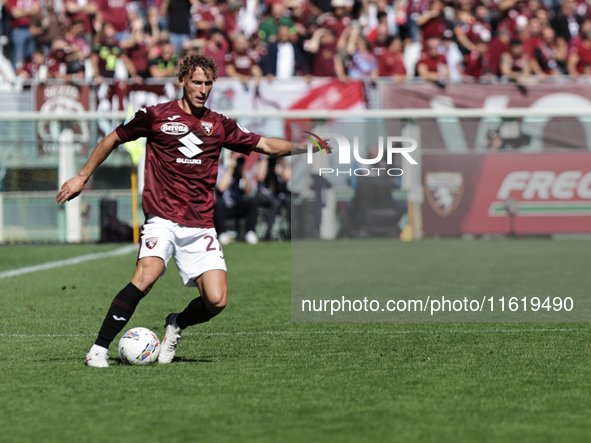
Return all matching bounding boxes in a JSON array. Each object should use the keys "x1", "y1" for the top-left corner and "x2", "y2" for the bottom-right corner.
[{"x1": 305, "y1": 132, "x2": 418, "y2": 177}]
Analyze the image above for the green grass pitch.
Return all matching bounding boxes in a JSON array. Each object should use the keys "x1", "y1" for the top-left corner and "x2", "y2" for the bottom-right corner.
[{"x1": 1, "y1": 239, "x2": 590, "y2": 443}]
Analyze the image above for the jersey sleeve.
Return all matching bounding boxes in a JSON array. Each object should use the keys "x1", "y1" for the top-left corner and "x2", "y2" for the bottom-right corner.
[
  {"x1": 221, "y1": 116, "x2": 261, "y2": 154},
  {"x1": 115, "y1": 107, "x2": 154, "y2": 142}
]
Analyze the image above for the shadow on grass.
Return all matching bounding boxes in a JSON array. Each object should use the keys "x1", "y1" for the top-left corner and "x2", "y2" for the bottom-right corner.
[
  {"x1": 110, "y1": 357, "x2": 214, "y2": 365},
  {"x1": 172, "y1": 357, "x2": 214, "y2": 363}
]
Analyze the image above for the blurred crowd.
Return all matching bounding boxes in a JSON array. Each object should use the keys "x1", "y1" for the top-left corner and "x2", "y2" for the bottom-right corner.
[{"x1": 0, "y1": 0, "x2": 591, "y2": 84}]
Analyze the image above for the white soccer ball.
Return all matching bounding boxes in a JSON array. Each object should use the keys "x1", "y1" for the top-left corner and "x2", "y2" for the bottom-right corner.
[{"x1": 118, "y1": 327, "x2": 160, "y2": 365}]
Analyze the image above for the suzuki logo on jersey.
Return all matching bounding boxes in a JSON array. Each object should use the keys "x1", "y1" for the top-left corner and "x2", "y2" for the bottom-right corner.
[
  {"x1": 201, "y1": 121, "x2": 213, "y2": 135},
  {"x1": 178, "y1": 133, "x2": 204, "y2": 158},
  {"x1": 161, "y1": 122, "x2": 189, "y2": 135}
]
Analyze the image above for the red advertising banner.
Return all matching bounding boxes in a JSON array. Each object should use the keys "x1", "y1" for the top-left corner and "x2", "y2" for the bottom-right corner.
[{"x1": 423, "y1": 152, "x2": 591, "y2": 235}]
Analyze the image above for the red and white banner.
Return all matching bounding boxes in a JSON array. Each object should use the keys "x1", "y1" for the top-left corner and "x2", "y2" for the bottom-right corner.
[
  {"x1": 207, "y1": 77, "x2": 365, "y2": 140},
  {"x1": 423, "y1": 153, "x2": 591, "y2": 235}
]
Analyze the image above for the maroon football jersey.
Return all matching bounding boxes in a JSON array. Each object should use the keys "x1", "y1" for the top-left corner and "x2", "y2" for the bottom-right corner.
[{"x1": 115, "y1": 100, "x2": 261, "y2": 228}]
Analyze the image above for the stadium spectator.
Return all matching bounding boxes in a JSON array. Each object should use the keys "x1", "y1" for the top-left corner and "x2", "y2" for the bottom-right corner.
[
  {"x1": 550, "y1": 0, "x2": 583, "y2": 43},
  {"x1": 442, "y1": 29, "x2": 464, "y2": 81},
  {"x1": 16, "y1": 47, "x2": 47, "y2": 80},
  {"x1": 362, "y1": 0, "x2": 398, "y2": 39},
  {"x1": 0, "y1": 1, "x2": 4, "y2": 42},
  {"x1": 7, "y1": 0, "x2": 40, "y2": 69},
  {"x1": 219, "y1": 0, "x2": 247, "y2": 38},
  {"x1": 121, "y1": 18, "x2": 151, "y2": 81},
  {"x1": 145, "y1": 5, "x2": 163, "y2": 43},
  {"x1": 286, "y1": 0, "x2": 313, "y2": 37},
  {"x1": 149, "y1": 41, "x2": 178, "y2": 78},
  {"x1": 567, "y1": 26, "x2": 591, "y2": 78},
  {"x1": 416, "y1": 36, "x2": 448, "y2": 81},
  {"x1": 535, "y1": 6, "x2": 550, "y2": 29},
  {"x1": 453, "y1": 2, "x2": 492, "y2": 53},
  {"x1": 91, "y1": 22, "x2": 129, "y2": 82},
  {"x1": 215, "y1": 152, "x2": 259, "y2": 245},
  {"x1": 46, "y1": 39, "x2": 85, "y2": 80},
  {"x1": 486, "y1": 27, "x2": 511, "y2": 77},
  {"x1": 192, "y1": 0, "x2": 224, "y2": 39},
  {"x1": 233, "y1": 0, "x2": 260, "y2": 38},
  {"x1": 500, "y1": 39, "x2": 532, "y2": 81},
  {"x1": 260, "y1": 24, "x2": 309, "y2": 79},
  {"x1": 310, "y1": 0, "x2": 333, "y2": 16},
  {"x1": 405, "y1": 0, "x2": 431, "y2": 41},
  {"x1": 306, "y1": 26, "x2": 345, "y2": 80},
  {"x1": 95, "y1": 0, "x2": 136, "y2": 43},
  {"x1": 377, "y1": 35, "x2": 406, "y2": 81},
  {"x1": 160, "y1": 0, "x2": 193, "y2": 55},
  {"x1": 64, "y1": 0, "x2": 96, "y2": 43},
  {"x1": 344, "y1": 28, "x2": 378, "y2": 83},
  {"x1": 367, "y1": 22, "x2": 390, "y2": 53},
  {"x1": 203, "y1": 29, "x2": 230, "y2": 77},
  {"x1": 317, "y1": 0, "x2": 352, "y2": 39},
  {"x1": 461, "y1": 37, "x2": 491, "y2": 80},
  {"x1": 415, "y1": 0, "x2": 447, "y2": 45},
  {"x1": 259, "y1": 0, "x2": 294, "y2": 43},
  {"x1": 522, "y1": 17, "x2": 543, "y2": 59},
  {"x1": 224, "y1": 33, "x2": 262, "y2": 84},
  {"x1": 65, "y1": 19, "x2": 93, "y2": 60},
  {"x1": 497, "y1": 0, "x2": 530, "y2": 40},
  {"x1": 29, "y1": 0, "x2": 68, "y2": 55},
  {"x1": 531, "y1": 25, "x2": 567, "y2": 75}
]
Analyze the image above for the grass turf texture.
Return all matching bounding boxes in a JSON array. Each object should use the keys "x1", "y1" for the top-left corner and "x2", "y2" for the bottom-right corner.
[{"x1": 0, "y1": 239, "x2": 589, "y2": 443}]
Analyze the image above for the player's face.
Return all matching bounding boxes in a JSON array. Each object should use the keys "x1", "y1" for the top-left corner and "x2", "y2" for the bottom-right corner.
[{"x1": 183, "y1": 67, "x2": 214, "y2": 111}]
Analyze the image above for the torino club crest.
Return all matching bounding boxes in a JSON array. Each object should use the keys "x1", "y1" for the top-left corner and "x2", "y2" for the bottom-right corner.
[
  {"x1": 201, "y1": 121, "x2": 213, "y2": 135},
  {"x1": 424, "y1": 171, "x2": 464, "y2": 217},
  {"x1": 146, "y1": 237, "x2": 158, "y2": 249}
]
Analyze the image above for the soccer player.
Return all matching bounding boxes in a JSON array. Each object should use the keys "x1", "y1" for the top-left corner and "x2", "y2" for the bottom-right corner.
[{"x1": 56, "y1": 54, "x2": 325, "y2": 367}]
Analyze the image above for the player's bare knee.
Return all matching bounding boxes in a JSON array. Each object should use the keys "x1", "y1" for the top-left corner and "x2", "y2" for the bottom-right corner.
[
  {"x1": 132, "y1": 262, "x2": 162, "y2": 293},
  {"x1": 205, "y1": 287, "x2": 227, "y2": 312}
]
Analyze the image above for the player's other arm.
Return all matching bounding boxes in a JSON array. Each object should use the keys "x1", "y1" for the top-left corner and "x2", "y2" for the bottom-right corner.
[
  {"x1": 56, "y1": 131, "x2": 123, "y2": 204},
  {"x1": 254, "y1": 137, "x2": 331, "y2": 157}
]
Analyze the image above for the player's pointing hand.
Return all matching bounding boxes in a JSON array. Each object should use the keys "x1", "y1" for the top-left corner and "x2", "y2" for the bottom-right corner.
[{"x1": 56, "y1": 176, "x2": 85, "y2": 205}]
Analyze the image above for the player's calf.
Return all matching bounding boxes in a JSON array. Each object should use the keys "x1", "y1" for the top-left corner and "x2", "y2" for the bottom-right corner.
[
  {"x1": 158, "y1": 297, "x2": 222, "y2": 364},
  {"x1": 85, "y1": 282, "x2": 146, "y2": 367}
]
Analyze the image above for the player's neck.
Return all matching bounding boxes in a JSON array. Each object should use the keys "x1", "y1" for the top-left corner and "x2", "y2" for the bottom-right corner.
[{"x1": 177, "y1": 98, "x2": 206, "y2": 118}]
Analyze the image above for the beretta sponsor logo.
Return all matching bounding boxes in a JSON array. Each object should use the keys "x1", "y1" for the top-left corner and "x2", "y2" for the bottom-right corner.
[{"x1": 161, "y1": 122, "x2": 189, "y2": 135}]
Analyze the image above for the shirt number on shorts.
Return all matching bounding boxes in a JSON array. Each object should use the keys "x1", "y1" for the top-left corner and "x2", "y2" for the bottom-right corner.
[{"x1": 204, "y1": 235, "x2": 224, "y2": 259}]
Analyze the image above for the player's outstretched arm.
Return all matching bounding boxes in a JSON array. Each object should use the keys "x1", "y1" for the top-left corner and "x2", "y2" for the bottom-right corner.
[
  {"x1": 254, "y1": 136, "x2": 332, "y2": 157},
  {"x1": 56, "y1": 130, "x2": 123, "y2": 205}
]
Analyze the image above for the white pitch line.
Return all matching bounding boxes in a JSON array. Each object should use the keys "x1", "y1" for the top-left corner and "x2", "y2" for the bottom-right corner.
[
  {"x1": 1, "y1": 328, "x2": 589, "y2": 338},
  {"x1": 0, "y1": 244, "x2": 137, "y2": 280}
]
